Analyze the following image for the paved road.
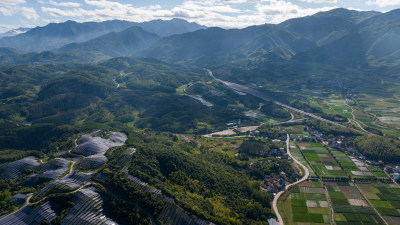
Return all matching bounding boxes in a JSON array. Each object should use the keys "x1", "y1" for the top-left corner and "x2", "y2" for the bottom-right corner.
[
  {"x1": 271, "y1": 134, "x2": 310, "y2": 224},
  {"x1": 344, "y1": 100, "x2": 372, "y2": 135},
  {"x1": 207, "y1": 70, "x2": 343, "y2": 127}
]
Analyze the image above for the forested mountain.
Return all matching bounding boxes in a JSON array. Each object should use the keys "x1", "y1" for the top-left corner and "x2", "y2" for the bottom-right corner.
[
  {"x1": 0, "y1": 19, "x2": 205, "y2": 52},
  {"x1": 57, "y1": 27, "x2": 160, "y2": 58},
  {"x1": 4, "y1": 8, "x2": 400, "y2": 68},
  {"x1": 136, "y1": 8, "x2": 400, "y2": 67},
  {"x1": 1, "y1": 6, "x2": 400, "y2": 225}
]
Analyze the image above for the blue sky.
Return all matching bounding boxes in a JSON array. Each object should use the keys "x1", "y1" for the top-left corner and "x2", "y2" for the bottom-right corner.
[{"x1": 0, "y1": 0, "x2": 399, "y2": 32}]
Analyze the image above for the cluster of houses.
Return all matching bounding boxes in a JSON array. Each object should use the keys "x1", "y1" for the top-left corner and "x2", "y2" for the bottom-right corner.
[
  {"x1": 304, "y1": 127, "x2": 400, "y2": 182},
  {"x1": 262, "y1": 171, "x2": 298, "y2": 194},
  {"x1": 385, "y1": 166, "x2": 400, "y2": 181}
]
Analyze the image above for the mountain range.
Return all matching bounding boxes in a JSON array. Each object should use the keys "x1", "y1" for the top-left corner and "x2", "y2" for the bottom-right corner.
[
  {"x1": 0, "y1": 19, "x2": 206, "y2": 53},
  {"x1": 2, "y1": 8, "x2": 400, "y2": 69}
]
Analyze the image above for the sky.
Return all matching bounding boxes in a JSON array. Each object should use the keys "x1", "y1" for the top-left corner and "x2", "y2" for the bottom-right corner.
[{"x1": 0, "y1": 0, "x2": 400, "y2": 32}]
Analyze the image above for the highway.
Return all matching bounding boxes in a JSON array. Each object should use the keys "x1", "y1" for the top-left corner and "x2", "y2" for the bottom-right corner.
[{"x1": 207, "y1": 70, "x2": 343, "y2": 127}]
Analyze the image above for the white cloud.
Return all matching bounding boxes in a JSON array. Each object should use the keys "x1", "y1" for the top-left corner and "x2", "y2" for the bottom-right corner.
[
  {"x1": 38, "y1": 0, "x2": 81, "y2": 7},
  {"x1": 41, "y1": 7, "x2": 87, "y2": 17},
  {"x1": 256, "y1": 0, "x2": 336, "y2": 24},
  {"x1": 0, "y1": 0, "x2": 38, "y2": 20},
  {"x1": 367, "y1": 0, "x2": 400, "y2": 7},
  {"x1": 0, "y1": 0, "x2": 25, "y2": 5},
  {"x1": 301, "y1": 0, "x2": 337, "y2": 3},
  {"x1": 38, "y1": 0, "x2": 338, "y2": 28},
  {"x1": 20, "y1": 6, "x2": 40, "y2": 20}
]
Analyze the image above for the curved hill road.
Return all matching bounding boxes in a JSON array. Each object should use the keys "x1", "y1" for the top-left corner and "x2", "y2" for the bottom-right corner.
[
  {"x1": 207, "y1": 70, "x2": 343, "y2": 127},
  {"x1": 272, "y1": 134, "x2": 310, "y2": 224}
]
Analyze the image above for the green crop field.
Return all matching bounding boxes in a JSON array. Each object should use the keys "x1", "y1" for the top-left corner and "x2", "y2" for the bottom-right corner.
[
  {"x1": 326, "y1": 182, "x2": 387, "y2": 224},
  {"x1": 278, "y1": 181, "x2": 330, "y2": 224},
  {"x1": 297, "y1": 143, "x2": 348, "y2": 178}
]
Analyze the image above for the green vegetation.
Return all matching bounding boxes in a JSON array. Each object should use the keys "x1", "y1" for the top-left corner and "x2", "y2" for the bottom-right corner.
[
  {"x1": 278, "y1": 181, "x2": 330, "y2": 224},
  {"x1": 355, "y1": 136, "x2": 400, "y2": 163}
]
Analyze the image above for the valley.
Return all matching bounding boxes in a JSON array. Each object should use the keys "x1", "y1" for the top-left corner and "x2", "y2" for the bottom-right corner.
[{"x1": 0, "y1": 6, "x2": 400, "y2": 225}]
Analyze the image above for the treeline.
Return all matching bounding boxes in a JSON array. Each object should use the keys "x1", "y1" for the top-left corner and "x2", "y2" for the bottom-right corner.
[
  {"x1": 305, "y1": 120, "x2": 363, "y2": 137},
  {"x1": 0, "y1": 57, "x2": 242, "y2": 151},
  {"x1": 126, "y1": 137, "x2": 277, "y2": 224},
  {"x1": 260, "y1": 101, "x2": 291, "y2": 120},
  {"x1": 355, "y1": 136, "x2": 400, "y2": 163},
  {"x1": 239, "y1": 139, "x2": 283, "y2": 157}
]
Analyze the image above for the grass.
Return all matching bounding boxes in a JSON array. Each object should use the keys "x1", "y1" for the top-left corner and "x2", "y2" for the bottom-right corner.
[
  {"x1": 376, "y1": 207, "x2": 400, "y2": 216},
  {"x1": 370, "y1": 200, "x2": 393, "y2": 208}
]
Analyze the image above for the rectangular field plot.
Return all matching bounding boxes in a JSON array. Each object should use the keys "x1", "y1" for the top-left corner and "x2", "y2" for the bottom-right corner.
[
  {"x1": 330, "y1": 149, "x2": 389, "y2": 179},
  {"x1": 357, "y1": 182, "x2": 400, "y2": 223},
  {"x1": 296, "y1": 143, "x2": 348, "y2": 178},
  {"x1": 326, "y1": 182, "x2": 387, "y2": 224},
  {"x1": 289, "y1": 142, "x2": 318, "y2": 178},
  {"x1": 278, "y1": 180, "x2": 330, "y2": 224}
]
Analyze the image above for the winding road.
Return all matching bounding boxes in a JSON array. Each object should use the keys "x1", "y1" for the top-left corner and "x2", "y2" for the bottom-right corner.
[
  {"x1": 207, "y1": 70, "x2": 343, "y2": 127},
  {"x1": 344, "y1": 100, "x2": 372, "y2": 135},
  {"x1": 271, "y1": 134, "x2": 310, "y2": 224}
]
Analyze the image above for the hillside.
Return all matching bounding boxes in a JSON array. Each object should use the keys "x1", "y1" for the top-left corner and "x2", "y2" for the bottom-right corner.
[
  {"x1": 0, "y1": 19, "x2": 205, "y2": 52},
  {"x1": 57, "y1": 27, "x2": 160, "y2": 58}
]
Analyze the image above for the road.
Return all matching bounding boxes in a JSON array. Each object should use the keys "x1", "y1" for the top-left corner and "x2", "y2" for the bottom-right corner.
[
  {"x1": 206, "y1": 70, "x2": 343, "y2": 127},
  {"x1": 344, "y1": 100, "x2": 372, "y2": 135},
  {"x1": 271, "y1": 134, "x2": 310, "y2": 225},
  {"x1": 355, "y1": 183, "x2": 388, "y2": 225}
]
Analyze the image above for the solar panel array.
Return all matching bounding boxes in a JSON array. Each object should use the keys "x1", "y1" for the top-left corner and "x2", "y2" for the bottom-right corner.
[
  {"x1": 159, "y1": 201, "x2": 210, "y2": 225},
  {"x1": 0, "y1": 201, "x2": 57, "y2": 225},
  {"x1": 123, "y1": 174, "x2": 211, "y2": 225},
  {"x1": 22, "y1": 158, "x2": 70, "y2": 186},
  {"x1": 2, "y1": 157, "x2": 40, "y2": 180},
  {"x1": 118, "y1": 147, "x2": 136, "y2": 173},
  {"x1": 77, "y1": 134, "x2": 92, "y2": 145},
  {"x1": 74, "y1": 132, "x2": 127, "y2": 169},
  {"x1": 61, "y1": 187, "x2": 116, "y2": 225},
  {"x1": 80, "y1": 155, "x2": 108, "y2": 169},
  {"x1": 73, "y1": 132, "x2": 127, "y2": 156},
  {"x1": 10, "y1": 193, "x2": 29, "y2": 206},
  {"x1": 36, "y1": 172, "x2": 92, "y2": 197}
]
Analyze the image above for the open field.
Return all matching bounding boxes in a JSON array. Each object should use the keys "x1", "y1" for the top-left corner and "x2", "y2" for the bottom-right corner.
[
  {"x1": 322, "y1": 98, "x2": 353, "y2": 119},
  {"x1": 357, "y1": 182, "x2": 400, "y2": 224},
  {"x1": 297, "y1": 142, "x2": 347, "y2": 178},
  {"x1": 289, "y1": 142, "x2": 318, "y2": 178},
  {"x1": 278, "y1": 181, "x2": 330, "y2": 225},
  {"x1": 326, "y1": 181, "x2": 386, "y2": 225},
  {"x1": 330, "y1": 149, "x2": 389, "y2": 180}
]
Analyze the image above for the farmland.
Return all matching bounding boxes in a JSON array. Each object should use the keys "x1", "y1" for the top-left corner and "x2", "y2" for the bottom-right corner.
[
  {"x1": 296, "y1": 142, "x2": 348, "y2": 179},
  {"x1": 326, "y1": 181, "x2": 386, "y2": 225},
  {"x1": 278, "y1": 135, "x2": 400, "y2": 225},
  {"x1": 278, "y1": 180, "x2": 331, "y2": 224}
]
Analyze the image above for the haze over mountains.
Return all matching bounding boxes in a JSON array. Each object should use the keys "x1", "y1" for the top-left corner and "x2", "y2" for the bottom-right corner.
[
  {"x1": 1, "y1": 8, "x2": 400, "y2": 68},
  {"x1": 0, "y1": 18, "x2": 206, "y2": 53}
]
